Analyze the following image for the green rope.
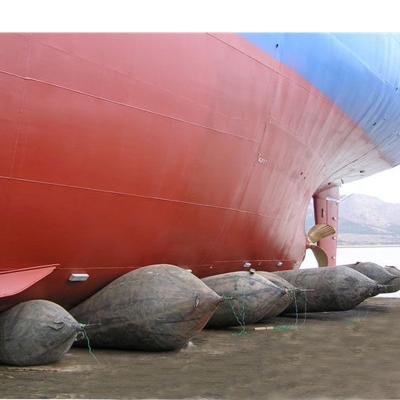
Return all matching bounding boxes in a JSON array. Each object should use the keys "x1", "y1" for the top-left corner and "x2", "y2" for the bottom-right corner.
[
  {"x1": 286, "y1": 288, "x2": 299, "y2": 328},
  {"x1": 231, "y1": 287, "x2": 310, "y2": 333},
  {"x1": 79, "y1": 324, "x2": 100, "y2": 364},
  {"x1": 271, "y1": 325, "x2": 297, "y2": 331},
  {"x1": 222, "y1": 295, "x2": 247, "y2": 336},
  {"x1": 293, "y1": 289, "x2": 299, "y2": 327},
  {"x1": 303, "y1": 289, "x2": 308, "y2": 325},
  {"x1": 282, "y1": 287, "x2": 308, "y2": 330}
]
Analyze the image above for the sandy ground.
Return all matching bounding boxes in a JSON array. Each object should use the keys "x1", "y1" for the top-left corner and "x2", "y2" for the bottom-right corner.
[{"x1": 1, "y1": 298, "x2": 400, "y2": 399}]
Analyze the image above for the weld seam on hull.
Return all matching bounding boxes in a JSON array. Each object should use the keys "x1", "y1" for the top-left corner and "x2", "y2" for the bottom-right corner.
[
  {"x1": 207, "y1": 33, "x2": 313, "y2": 93},
  {"x1": 0, "y1": 69, "x2": 258, "y2": 145},
  {"x1": 0, "y1": 175, "x2": 287, "y2": 220}
]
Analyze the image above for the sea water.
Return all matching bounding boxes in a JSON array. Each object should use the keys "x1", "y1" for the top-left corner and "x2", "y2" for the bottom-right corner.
[{"x1": 301, "y1": 246, "x2": 400, "y2": 297}]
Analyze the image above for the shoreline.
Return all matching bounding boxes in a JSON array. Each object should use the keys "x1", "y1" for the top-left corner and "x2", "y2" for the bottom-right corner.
[{"x1": 338, "y1": 244, "x2": 400, "y2": 248}]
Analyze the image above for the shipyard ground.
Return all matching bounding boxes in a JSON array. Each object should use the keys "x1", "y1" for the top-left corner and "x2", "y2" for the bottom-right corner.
[{"x1": 1, "y1": 298, "x2": 400, "y2": 399}]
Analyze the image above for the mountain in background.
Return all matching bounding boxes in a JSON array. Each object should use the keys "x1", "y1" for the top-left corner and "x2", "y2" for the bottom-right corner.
[{"x1": 306, "y1": 194, "x2": 400, "y2": 246}]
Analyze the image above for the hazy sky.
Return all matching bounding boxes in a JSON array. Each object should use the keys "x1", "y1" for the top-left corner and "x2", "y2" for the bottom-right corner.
[{"x1": 341, "y1": 165, "x2": 400, "y2": 203}]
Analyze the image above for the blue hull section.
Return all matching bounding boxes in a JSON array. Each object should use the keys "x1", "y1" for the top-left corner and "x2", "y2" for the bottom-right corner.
[{"x1": 241, "y1": 33, "x2": 400, "y2": 165}]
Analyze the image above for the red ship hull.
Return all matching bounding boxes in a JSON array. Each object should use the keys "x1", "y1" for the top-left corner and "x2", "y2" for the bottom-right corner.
[{"x1": 0, "y1": 33, "x2": 391, "y2": 310}]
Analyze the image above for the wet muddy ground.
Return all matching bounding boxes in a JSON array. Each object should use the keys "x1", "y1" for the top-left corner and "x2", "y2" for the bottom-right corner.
[{"x1": 1, "y1": 298, "x2": 400, "y2": 399}]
